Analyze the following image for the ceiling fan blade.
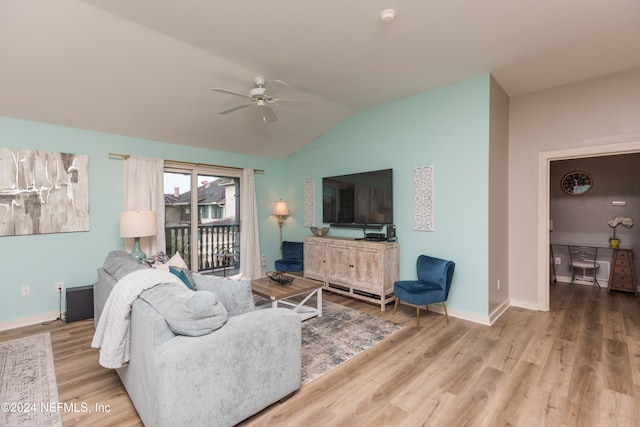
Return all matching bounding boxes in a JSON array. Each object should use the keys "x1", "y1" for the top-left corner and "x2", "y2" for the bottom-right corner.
[
  {"x1": 271, "y1": 98, "x2": 312, "y2": 108},
  {"x1": 219, "y1": 103, "x2": 253, "y2": 115},
  {"x1": 256, "y1": 105, "x2": 278, "y2": 123},
  {"x1": 211, "y1": 88, "x2": 252, "y2": 99},
  {"x1": 264, "y1": 79, "x2": 287, "y2": 97}
]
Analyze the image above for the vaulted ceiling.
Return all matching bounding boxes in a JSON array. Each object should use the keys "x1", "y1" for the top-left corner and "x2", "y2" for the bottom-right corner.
[{"x1": 1, "y1": 0, "x2": 639, "y2": 159}]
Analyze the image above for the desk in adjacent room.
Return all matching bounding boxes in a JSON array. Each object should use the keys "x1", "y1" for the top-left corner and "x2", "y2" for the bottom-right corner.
[
  {"x1": 550, "y1": 243, "x2": 636, "y2": 294},
  {"x1": 550, "y1": 243, "x2": 615, "y2": 286}
]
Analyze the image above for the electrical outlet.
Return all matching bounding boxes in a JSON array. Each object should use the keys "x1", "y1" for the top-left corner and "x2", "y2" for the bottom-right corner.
[
  {"x1": 555, "y1": 257, "x2": 561, "y2": 265},
  {"x1": 261, "y1": 254, "x2": 266, "y2": 267},
  {"x1": 21, "y1": 285, "x2": 30, "y2": 297},
  {"x1": 56, "y1": 281, "x2": 64, "y2": 292}
]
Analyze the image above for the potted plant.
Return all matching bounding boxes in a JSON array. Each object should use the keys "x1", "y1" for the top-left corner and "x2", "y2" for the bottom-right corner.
[{"x1": 608, "y1": 217, "x2": 633, "y2": 248}]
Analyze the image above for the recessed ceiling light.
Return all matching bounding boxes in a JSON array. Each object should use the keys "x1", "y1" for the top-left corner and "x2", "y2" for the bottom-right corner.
[{"x1": 380, "y1": 9, "x2": 396, "y2": 24}]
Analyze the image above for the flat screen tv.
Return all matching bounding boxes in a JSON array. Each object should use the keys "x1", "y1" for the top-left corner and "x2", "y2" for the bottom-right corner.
[{"x1": 322, "y1": 168, "x2": 393, "y2": 228}]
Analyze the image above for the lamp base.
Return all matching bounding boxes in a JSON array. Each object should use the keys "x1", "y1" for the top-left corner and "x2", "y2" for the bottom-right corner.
[{"x1": 130, "y1": 237, "x2": 147, "y2": 261}]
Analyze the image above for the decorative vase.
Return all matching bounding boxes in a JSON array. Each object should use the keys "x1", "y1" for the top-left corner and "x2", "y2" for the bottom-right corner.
[{"x1": 609, "y1": 238, "x2": 620, "y2": 249}]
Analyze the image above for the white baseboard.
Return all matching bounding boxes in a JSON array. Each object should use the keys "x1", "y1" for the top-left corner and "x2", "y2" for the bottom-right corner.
[
  {"x1": 0, "y1": 311, "x2": 60, "y2": 331},
  {"x1": 554, "y1": 275, "x2": 608, "y2": 288},
  {"x1": 510, "y1": 298, "x2": 541, "y2": 311},
  {"x1": 489, "y1": 299, "x2": 510, "y2": 325},
  {"x1": 401, "y1": 303, "x2": 492, "y2": 326},
  {"x1": 445, "y1": 306, "x2": 491, "y2": 326}
]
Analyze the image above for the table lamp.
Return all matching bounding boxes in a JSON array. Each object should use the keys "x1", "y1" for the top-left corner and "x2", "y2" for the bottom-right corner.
[{"x1": 120, "y1": 211, "x2": 157, "y2": 261}]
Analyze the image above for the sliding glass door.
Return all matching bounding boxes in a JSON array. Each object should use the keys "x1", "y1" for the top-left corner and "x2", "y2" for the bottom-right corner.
[{"x1": 164, "y1": 164, "x2": 241, "y2": 276}]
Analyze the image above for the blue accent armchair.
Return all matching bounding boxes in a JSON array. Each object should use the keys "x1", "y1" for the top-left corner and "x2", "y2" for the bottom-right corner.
[
  {"x1": 274, "y1": 241, "x2": 304, "y2": 273},
  {"x1": 393, "y1": 255, "x2": 456, "y2": 328}
]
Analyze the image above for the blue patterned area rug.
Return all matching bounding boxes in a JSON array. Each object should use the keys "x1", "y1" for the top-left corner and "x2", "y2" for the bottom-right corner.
[
  {"x1": 0, "y1": 332, "x2": 62, "y2": 427},
  {"x1": 301, "y1": 301, "x2": 404, "y2": 384}
]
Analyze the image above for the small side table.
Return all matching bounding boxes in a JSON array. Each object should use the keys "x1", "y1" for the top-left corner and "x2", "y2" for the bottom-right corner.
[{"x1": 608, "y1": 249, "x2": 637, "y2": 295}]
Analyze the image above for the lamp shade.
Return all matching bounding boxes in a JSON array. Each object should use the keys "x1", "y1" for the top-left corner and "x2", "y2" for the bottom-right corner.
[
  {"x1": 273, "y1": 200, "x2": 289, "y2": 216},
  {"x1": 120, "y1": 211, "x2": 157, "y2": 238}
]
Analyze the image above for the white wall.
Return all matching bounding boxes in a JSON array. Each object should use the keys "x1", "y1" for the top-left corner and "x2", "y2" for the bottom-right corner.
[
  {"x1": 488, "y1": 76, "x2": 510, "y2": 319},
  {"x1": 509, "y1": 67, "x2": 640, "y2": 307}
]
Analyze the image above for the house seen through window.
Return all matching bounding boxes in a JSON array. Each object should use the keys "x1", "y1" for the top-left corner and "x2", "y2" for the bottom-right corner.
[{"x1": 164, "y1": 164, "x2": 241, "y2": 276}]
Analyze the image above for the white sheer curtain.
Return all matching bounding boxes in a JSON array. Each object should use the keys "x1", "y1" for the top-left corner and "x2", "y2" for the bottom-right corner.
[
  {"x1": 239, "y1": 168, "x2": 262, "y2": 279},
  {"x1": 124, "y1": 156, "x2": 165, "y2": 256}
]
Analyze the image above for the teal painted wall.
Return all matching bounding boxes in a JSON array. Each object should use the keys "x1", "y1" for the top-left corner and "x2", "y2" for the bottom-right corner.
[
  {"x1": 0, "y1": 116, "x2": 285, "y2": 324},
  {"x1": 1, "y1": 73, "x2": 492, "y2": 325},
  {"x1": 283, "y1": 75, "x2": 491, "y2": 316}
]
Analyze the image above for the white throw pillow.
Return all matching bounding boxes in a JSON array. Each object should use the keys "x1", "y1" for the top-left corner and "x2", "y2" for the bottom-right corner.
[{"x1": 154, "y1": 252, "x2": 188, "y2": 271}]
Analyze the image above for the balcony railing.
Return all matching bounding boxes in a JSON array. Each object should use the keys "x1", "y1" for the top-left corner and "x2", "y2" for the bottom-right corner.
[{"x1": 165, "y1": 223, "x2": 240, "y2": 275}]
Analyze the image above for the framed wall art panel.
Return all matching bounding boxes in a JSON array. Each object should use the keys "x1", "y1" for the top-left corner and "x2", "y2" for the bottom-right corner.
[
  {"x1": 304, "y1": 180, "x2": 315, "y2": 227},
  {"x1": 0, "y1": 148, "x2": 89, "y2": 236},
  {"x1": 413, "y1": 164, "x2": 434, "y2": 231}
]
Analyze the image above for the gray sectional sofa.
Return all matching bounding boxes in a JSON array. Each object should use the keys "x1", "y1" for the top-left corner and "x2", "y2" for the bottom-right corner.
[{"x1": 93, "y1": 250, "x2": 301, "y2": 427}]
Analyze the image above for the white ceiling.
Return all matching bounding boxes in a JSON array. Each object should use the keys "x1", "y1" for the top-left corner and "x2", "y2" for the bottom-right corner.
[{"x1": 1, "y1": 0, "x2": 639, "y2": 159}]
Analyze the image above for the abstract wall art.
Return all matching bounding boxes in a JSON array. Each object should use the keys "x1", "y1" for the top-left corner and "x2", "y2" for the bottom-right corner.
[{"x1": 0, "y1": 148, "x2": 89, "y2": 236}]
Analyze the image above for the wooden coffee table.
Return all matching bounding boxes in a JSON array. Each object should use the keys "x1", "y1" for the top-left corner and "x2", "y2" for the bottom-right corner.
[{"x1": 251, "y1": 275, "x2": 323, "y2": 321}]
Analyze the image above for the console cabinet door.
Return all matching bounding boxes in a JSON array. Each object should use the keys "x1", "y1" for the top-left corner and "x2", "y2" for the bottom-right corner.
[
  {"x1": 326, "y1": 243, "x2": 353, "y2": 284},
  {"x1": 304, "y1": 240, "x2": 326, "y2": 281},
  {"x1": 352, "y1": 247, "x2": 383, "y2": 291}
]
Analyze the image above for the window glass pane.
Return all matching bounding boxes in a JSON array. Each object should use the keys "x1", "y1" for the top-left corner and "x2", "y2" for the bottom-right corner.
[
  {"x1": 164, "y1": 171, "x2": 192, "y2": 268},
  {"x1": 164, "y1": 169, "x2": 240, "y2": 276}
]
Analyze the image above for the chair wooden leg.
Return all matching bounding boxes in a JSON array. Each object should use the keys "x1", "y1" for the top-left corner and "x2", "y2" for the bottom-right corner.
[
  {"x1": 393, "y1": 298, "x2": 399, "y2": 315},
  {"x1": 416, "y1": 306, "x2": 420, "y2": 328},
  {"x1": 442, "y1": 302, "x2": 449, "y2": 324}
]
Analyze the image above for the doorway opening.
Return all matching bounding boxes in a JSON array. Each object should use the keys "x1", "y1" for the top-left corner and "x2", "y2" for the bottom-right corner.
[{"x1": 537, "y1": 140, "x2": 640, "y2": 311}]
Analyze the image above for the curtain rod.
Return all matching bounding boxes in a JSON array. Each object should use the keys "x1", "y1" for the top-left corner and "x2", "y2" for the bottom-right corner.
[{"x1": 108, "y1": 152, "x2": 264, "y2": 173}]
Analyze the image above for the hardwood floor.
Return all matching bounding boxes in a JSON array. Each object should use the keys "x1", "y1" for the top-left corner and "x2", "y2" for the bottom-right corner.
[{"x1": 2, "y1": 283, "x2": 640, "y2": 426}]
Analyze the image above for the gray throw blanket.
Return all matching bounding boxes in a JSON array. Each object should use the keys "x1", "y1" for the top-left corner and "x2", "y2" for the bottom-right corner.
[{"x1": 91, "y1": 269, "x2": 183, "y2": 369}]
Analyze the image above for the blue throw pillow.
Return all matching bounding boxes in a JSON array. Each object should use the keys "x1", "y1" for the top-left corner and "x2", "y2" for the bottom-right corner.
[{"x1": 169, "y1": 266, "x2": 195, "y2": 290}]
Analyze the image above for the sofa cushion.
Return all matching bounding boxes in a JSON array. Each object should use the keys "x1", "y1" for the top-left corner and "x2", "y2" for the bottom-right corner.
[
  {"x1": 140, "y1": 283, "x2": 228, "y2": 336},
  {"x1": 192, "y1": 274, "x2": 256, "y2": 317},
  {"x1": 103, "y1": 250, "x2": 149, "y2": 281}
]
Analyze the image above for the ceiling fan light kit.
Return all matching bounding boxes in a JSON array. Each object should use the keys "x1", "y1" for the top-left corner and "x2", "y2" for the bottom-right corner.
[
  {"x1": 212, "y1": 76, "x2": 299, "y2": 123},
  {"x1": 380, "y1": 9, "x2": 396, "y2": 23}
]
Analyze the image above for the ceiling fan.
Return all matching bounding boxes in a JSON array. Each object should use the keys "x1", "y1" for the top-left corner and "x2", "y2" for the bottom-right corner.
[{"x1": 211, "y1": 77, "x2": 301, "y2": 123}]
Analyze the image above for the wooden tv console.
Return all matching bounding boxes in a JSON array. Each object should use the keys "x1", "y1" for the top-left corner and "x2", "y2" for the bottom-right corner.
[{"x1": 303, "y1": 236, "x2": 399, "y2": 311}]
